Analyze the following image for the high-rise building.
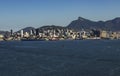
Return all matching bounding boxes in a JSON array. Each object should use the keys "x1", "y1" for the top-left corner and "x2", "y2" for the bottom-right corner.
[
  {"x1": 30, "y1": 30, "x2": 33, "y2": 35},
  {"x1": 10, "y1": 29, "x2": 13, "y2": 36},
  {"x1": 36, "y1": 29, "x2": 39, "y2": 36},
  {"x1": 21, "y1": 30, "x2": 24, "y2": 37}
]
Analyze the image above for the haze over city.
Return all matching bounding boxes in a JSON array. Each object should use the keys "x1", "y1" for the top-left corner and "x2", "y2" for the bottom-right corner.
[{"x1": 0, "y1": 0, "x2": 120, "y2": 31}]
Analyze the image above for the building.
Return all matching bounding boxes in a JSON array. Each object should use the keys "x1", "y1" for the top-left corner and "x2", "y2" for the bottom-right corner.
[
  {"x1": 0, "y1": 34, "x2": 4, "y2": 41},
  {"x1": 80, "y1": 30, "x2": 88, "y2": 39},
  {"x1": 20, "y1": 30, "x2": 24, "y2": 38},
  {"x1": 100, "y1": 31, "x2": 109, "y2": 39}
]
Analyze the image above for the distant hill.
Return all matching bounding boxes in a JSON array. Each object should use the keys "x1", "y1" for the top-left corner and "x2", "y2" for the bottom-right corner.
[
  {"x1": 0, "y1": 31, "x2": 10, "y2": 35},
  {"x1": 38, "y1": 25, "x2": 66, "y2": 30},
  {"x1": 67, "y1": 17, "x2": 120, "y2": 31},
  {"x1": 105, "y1": 17, "x2": 120, "y2": 31},
  {"x1": 36, "y1": 25, "x2": 66, "y2": 33},
  {"x1": 16, "y1": 25, "x2": 66, "y2": 34},
  {"x1": 16, "y1": 17, "x2": 120, "y2": 33},
  {"x1": 16, "y1": 27, "x2": 36, "y2": 33}
]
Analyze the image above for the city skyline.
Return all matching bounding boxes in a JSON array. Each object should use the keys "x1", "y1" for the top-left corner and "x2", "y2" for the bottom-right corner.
[{"x1": 0, "y1": 0, "x2": 120, "y2": 31}]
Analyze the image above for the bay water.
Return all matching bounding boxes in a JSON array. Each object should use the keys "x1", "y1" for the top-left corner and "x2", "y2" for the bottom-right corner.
[{"x1": 0, "y1": 40, "x2": 120, "y2": 76}]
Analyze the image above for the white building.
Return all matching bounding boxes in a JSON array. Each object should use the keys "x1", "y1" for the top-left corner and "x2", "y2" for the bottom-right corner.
[
  {"x1": 21, "y1": 30, "x2": 24, "y2": 38},
  {"x1": 0, "y1": 34, "x2": 4, "y2": 41}
]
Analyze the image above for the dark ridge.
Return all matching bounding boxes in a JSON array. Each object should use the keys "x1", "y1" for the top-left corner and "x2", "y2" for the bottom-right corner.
[{"x1": 67, "y1": 17, "x2": 120, "y2": 31}]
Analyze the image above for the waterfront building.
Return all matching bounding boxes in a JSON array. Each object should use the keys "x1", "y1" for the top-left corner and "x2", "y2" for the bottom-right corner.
[
  {"x1": 117, "y1": 32, "x2": 120, "y2": 39},
  {"x1": 20, "y1": 30, "x2": 24, "y2": 38},
  {"x1": 30, "y1": 30, "x2": 33, "y2": 35},
  {"x1": 3, "y1": 25, "x2": 120, "y2": 41},
  {"x1": 105, "y1": 31, "x2": 120, "y2": 39},
  {"x1": 10, "y1": 29, "x2": 13, "y2": 36},
  {"x1": 36, "y1": 29, "x2": 39, "y2": 36},
  {"x1": 80, "y1": 30, "x2": 88, "y2": 39},
  {"x1": 109, "y1": 32, "x2": 117, "y2": 39},
  {"x1": 24, "y1": 32, "x2": 29, "y2": 38},
  {"x1": 0, "y1": 34, "x2": 4, "y2": 41},
  {"x1": 100, "y1": 31, "x2": 109, "y2": 39}
]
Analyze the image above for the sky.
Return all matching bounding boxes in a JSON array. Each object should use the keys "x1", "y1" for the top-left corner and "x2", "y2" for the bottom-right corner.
[{"x1": 0, "y1": 0, "x2": 120, "y2": 31}]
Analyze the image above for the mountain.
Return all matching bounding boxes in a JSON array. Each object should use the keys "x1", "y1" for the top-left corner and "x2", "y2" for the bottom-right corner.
[
  {"x1": 38, "y1": 25, "x2": 66, "y2": 30},
  {"x1": 67, "y1": 17, "x2": 120, "y2": 31},
  {"x1": 67, "y1": 17, "x2": 98, "y2": 30},
  {"x1": 16, "y1": 27, "x2": 36, "y2": 33},
  {"x1": 0, "y1": 31, "x2": 10, "y2": 35},
  {"x1": 105, "y1": 17, "x2": 120, "y2": 31},
  {"x1": 16, "y1": 17, "x2": 120, "y2": 33},
  {"x1": 16, "y1": 25, "x2": 66, "y2": 34},
  {"x1": 36, "y1": 25, "x2": 66, "y2": 33}
]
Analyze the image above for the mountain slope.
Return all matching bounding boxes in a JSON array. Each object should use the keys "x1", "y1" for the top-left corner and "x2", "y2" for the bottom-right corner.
[
  {"x1": 67, "y1": 17, "x2": 120, "y2": 31},
  {"x1": 16, "y1": 27, "x2": 36, "y2": 33}
]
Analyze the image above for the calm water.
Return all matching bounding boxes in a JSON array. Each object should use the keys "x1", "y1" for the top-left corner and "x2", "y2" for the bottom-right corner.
[{"x1": 0, "y1": 40, "x2": 120, "y2": 76}]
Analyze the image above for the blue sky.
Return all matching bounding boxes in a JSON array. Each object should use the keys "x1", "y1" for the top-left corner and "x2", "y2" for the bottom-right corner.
[{"x1": 0, "y1": 0, "x2": 120, "y2": 31}]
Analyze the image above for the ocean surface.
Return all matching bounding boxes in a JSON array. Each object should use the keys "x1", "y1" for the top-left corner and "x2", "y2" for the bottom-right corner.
[{"x1": 0, "y1": 40, "x2": 120, "y2": 76}]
